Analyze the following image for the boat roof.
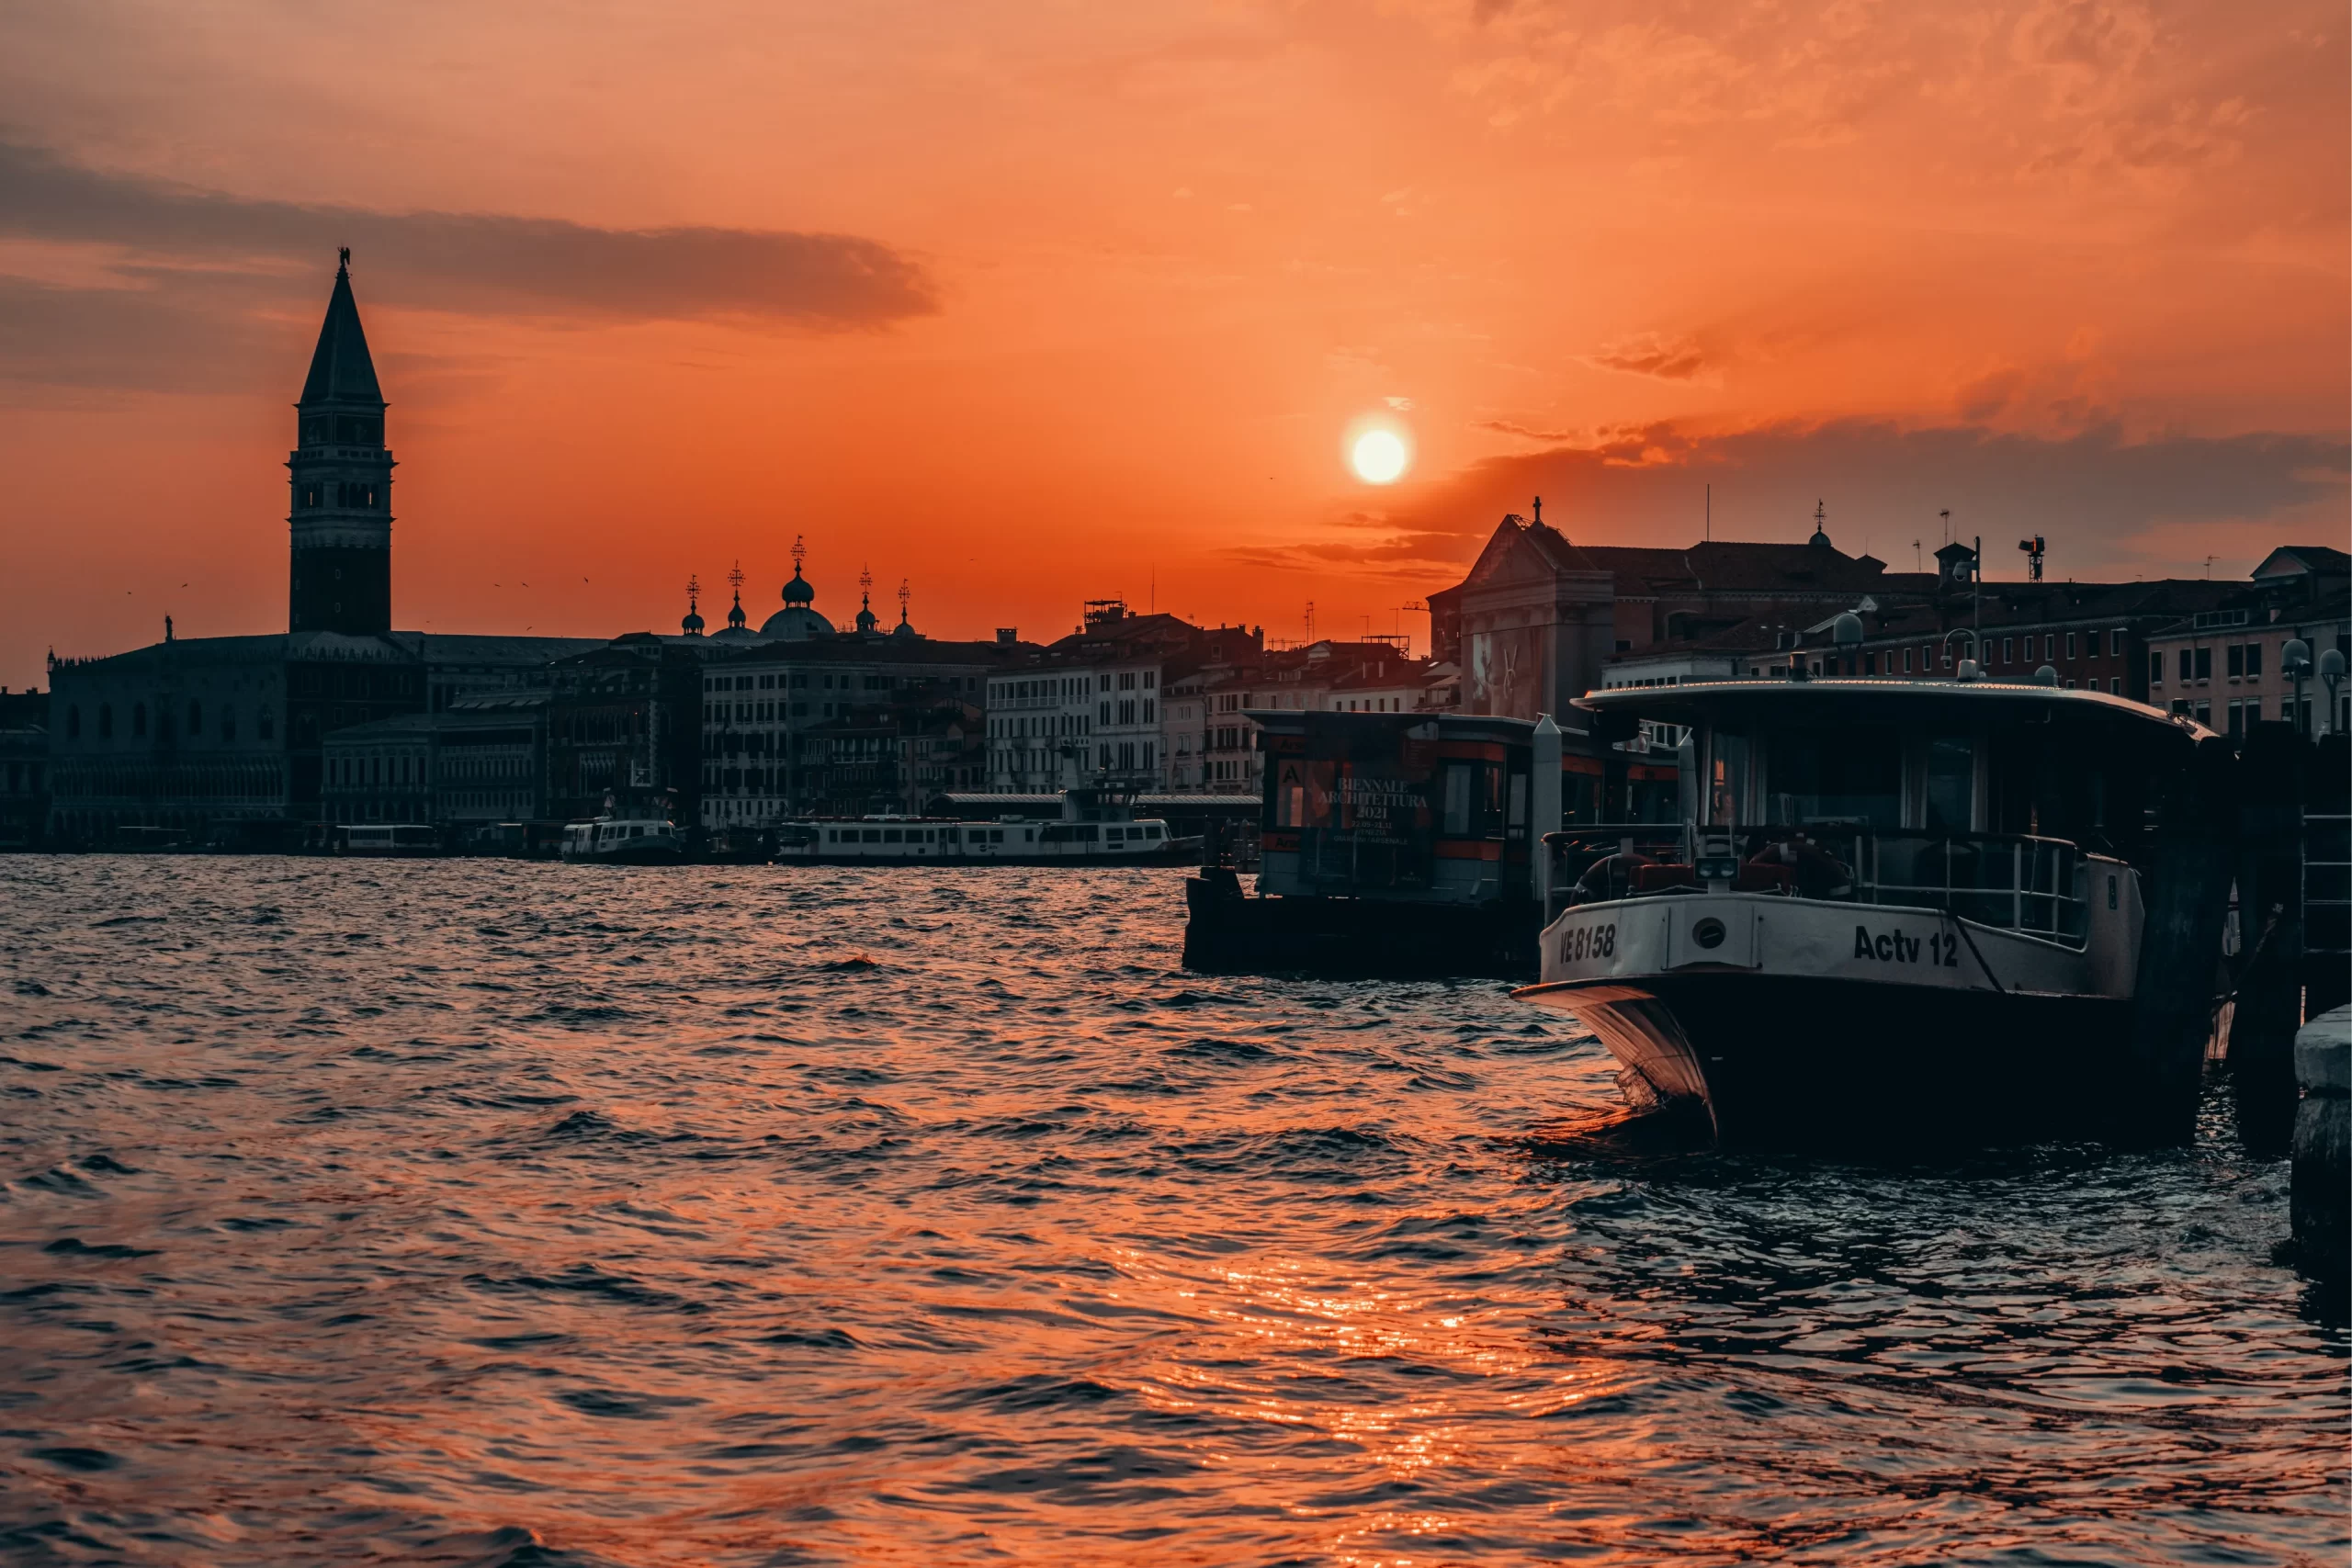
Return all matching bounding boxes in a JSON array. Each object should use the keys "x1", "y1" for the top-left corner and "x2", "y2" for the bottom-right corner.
[{"x1": 1578, "y1": 676, "x2": 2217, "y2": 744}]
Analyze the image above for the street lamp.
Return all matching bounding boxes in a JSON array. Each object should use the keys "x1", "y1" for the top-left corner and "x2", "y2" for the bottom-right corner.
[{"x1": 2283, "y1": 638, "x2": 2312, "y2": 735}]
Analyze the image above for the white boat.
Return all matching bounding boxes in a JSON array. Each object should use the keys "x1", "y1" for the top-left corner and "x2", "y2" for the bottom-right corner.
[
  {"x1": 772, "y1": 816, "x2": 1199, "y2": 866},
  {"x1": 560, "y1": 815, "x2": 688, "y2": 864},
  {"x1": 338, "y1": 823, "x2": 438, "y2": 857},
  {"x1": 1514, "y1": 675, "x2": 2223, "y2": 1142}
]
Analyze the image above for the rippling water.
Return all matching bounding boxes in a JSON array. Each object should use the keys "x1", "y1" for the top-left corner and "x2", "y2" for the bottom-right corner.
[{"x1": 0, "y1": 857, "x2": 2342, "y2": 1566}]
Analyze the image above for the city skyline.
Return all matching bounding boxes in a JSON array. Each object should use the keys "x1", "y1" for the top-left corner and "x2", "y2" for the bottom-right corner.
[{"x1": 2, "y1": 0, "x2": 2346, "y2": 692}]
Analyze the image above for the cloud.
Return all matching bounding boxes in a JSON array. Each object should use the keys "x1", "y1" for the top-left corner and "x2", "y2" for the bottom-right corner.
[
  {"x1": 1255, "y1": 417, "x2": 2349, "y2": 581},
  {"x1": 0, "y1": 138, "x2": 936, "y2": 389},
  {"x1": 1583, "y1": 332, "x2": 1710, "y2": 381}
]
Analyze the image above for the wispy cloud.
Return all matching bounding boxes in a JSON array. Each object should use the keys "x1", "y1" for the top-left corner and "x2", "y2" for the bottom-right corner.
[
  {"x1": 0, "y1": 138, "x2": 936, "y2": 389},
  {"x1": 1583, "y1": 332, "x2": 1710, "y2": 382}
]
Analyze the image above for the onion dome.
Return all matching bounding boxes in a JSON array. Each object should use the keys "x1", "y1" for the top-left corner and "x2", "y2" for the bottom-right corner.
[
  {"x1": 680, "y1": 576, "x2": 706, "y2": 637},
  {"x1": 783, "y1": 567, "x2": 815, "y2": 606}
]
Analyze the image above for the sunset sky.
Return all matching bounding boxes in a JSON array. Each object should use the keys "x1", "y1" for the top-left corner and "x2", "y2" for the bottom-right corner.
[{"x1": 1, "y1": 0, "x2": 2344, "y2": 685}]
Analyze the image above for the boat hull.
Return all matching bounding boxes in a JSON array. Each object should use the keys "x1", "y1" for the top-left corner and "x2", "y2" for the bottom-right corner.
[
  {"x1": 1524, "y1": 974, "x2": 2132, "y2": 1143},
  {"x1": 1516, "y1": 889, "x2": 2142, "y2": 1143},
  {"x1": 561, "y1": 842, "x2": 688, "y2": 865}
]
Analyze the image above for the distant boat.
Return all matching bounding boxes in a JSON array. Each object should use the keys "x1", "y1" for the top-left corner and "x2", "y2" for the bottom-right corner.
[
  {"x1": 338, "y1": 823, "x2": 438, "y2": 857},
  {"x1": 772, "y1": 816, "x2": 1197, "y2": 866},
  {"x1": 560, "y1": 816, "x2": 687, "y2": 864}
]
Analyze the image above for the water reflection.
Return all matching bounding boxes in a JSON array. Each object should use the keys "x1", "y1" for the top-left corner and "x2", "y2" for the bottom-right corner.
[{"x1": 0, "y1": 857, "x2": 2339, "y2": 1566}]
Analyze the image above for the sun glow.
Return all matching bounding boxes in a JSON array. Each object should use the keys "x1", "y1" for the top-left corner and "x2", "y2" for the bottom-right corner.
[{"x1": 1350, "y1": 427, "x2": 1409, "y2": 484}]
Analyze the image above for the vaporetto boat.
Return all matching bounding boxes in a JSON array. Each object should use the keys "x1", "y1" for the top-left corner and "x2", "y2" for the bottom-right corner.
[
  {"x1": 773, "y1": 817, "x2": 1200, "y2": 866},
  {"x1": 1514, "y1": 673, "x2": 2225, "y2": 1142},
  {"x1": 560, "y1": 815, "x2": 689, "y2": 864}
]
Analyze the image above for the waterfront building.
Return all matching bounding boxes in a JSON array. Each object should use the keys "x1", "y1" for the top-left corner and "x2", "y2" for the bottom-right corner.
[
  {"x1": 1425, "y1": 502, "x2": 1937, "y2": 721},
  {"x1": 793, "y1": 697, "x2": 988, "y2": 818},
  {"x1": 42, "y1": 255, "x2": 598, "y2": 844},
  {"x1": 547, "y1": 635, "x2": 706, "y2": 824},
  {"x1": 319, "y1": 692, "x2": 554, "y2": 830},
  {"x1": 0, "y1": 687, "x2": 49, "y2": 850},
  {"x1": 2143, "y1": 547, "x2": 2349, "y2": 737},
  {"x1": 985, "y1": 603, "x2": 1262, "y2": 795}
]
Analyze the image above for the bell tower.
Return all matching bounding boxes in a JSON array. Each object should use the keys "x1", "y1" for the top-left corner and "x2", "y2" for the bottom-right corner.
[{"x1": 288, "y1": 249, "x2": 394, "y2": 635}]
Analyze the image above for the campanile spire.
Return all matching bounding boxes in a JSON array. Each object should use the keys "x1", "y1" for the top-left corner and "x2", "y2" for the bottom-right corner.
[{"x1": 288, "y1": 251, "x2": 394, "y2": 635}]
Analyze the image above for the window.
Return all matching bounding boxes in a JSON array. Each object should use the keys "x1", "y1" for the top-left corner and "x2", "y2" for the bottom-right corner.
[
  {"x1": 220, "y1": 709, "x2": 235, "y2": 741},
  {"x1": 2109, "y1": 678, "x2": 2122, "y2": 695},
  {"x1": 66, "y1": 706, "x2": 80, "y2": 739},
  {"x1": 132, "y1": 703, "x2": 146, "y2": 739},
  {"x1": 187, "y1": 700, "x2": 202, "y2": 736},
  {"x1": 2064, "y1": 633, "x2": 2076, "y2": 660},
  {"x1": 2151, "y1": 652, "x2": 2164, "y2": 686},
  {"x1": 1902, "y1": 648, "x2": 1912, "y2": 673},
  {"x1": 2177, "y1": 649, "x2": 2192, "y2": 682},
  {"x1": 259, "y1": 709, "x2": 273, "y2": 740},
  {"x1": 2194, "y1": 647, "x2": 2211, "y2": 681},
  {"x1": 2111, "y1": 628, "x2": 2126, "y2": 657},
  {"x1": 2002, "y1": 637, "x2": 2014, "y2": 662},
  {"x1": 2245, "y1": 642, "x2": 2261, "y2": 679},
  {"x1": 2226, "y1": 645, "x2": 2244, "y2": 679}
]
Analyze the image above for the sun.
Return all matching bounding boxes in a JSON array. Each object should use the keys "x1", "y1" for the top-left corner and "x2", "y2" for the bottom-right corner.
[{"x1": 1350, "y1": 427, "x2": 1409, "y2": 484}]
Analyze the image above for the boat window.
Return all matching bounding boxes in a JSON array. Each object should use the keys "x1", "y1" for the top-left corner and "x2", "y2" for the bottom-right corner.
[
  {"x1": 884, "y1": 829, "x2": 901, "y2": 843},
  {"x1": 1080, "y1": 825, "x2": 1099, "y2": 841},
  {"x1": 1924, "y1": 736, "x2": 1973, "y2": 832},
  {"x1": 1107, "y1": 827, "x2": 1125, "y2": 841},
  {"x1": 1708, "y1": 731, "x2": 1750, "y2": 827},
  {"x1": 863, "y1": 829, "x2": 882, "y2": 843},
  {"x1": 989, "y1": 829, "x2": 1004, "y2": 843},
  {"x1": 1441, "y1": 763, "x2": 1471, "y2": 835},
  {"x1": 1765, "y1": 727, "x2": 1901, "y2": 828},
  {"x1": 1023, "y1": 829, "x2": 1035, "y2": 842},
  {"x1": 1145, "y1": 825, "x2": 1162, "y2": 839}
]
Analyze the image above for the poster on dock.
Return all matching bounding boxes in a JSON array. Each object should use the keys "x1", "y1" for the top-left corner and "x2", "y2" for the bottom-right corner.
[{"x1": 1280, "y1": 716, "x2": 1438, "y2": 890}]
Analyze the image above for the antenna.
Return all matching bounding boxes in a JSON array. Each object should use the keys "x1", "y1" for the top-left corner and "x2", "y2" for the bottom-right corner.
[
  {"x1": 1705, "y1": 482, "x2": 1711, "y2": 542},
  {"x1": 1939, "y1": 508, "x2": 1951, "y2": 547},
  {"x1": 1304, "y1": 600, "x2": 1317, "y2": 640},
  {"x1": 1912, "y1": 539, "x2": 1921, "y2": 571}
]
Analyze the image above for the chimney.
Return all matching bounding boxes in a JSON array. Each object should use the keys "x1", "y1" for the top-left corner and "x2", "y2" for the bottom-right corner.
[{"x1": 995, "y1": 627, "x2": 1016, "y2": 645}]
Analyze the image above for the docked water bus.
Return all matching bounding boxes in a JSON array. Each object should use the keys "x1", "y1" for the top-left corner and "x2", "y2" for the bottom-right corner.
[
  {"x1": 772, "y1": 816, "x2": 1198, "y2": 866},
  {"x1": 560, "y1": 815, "x2": 689, "y2": 864},
  {"x1": 1514, "y1": 673, "x2": 2226, "y2": 1140}
]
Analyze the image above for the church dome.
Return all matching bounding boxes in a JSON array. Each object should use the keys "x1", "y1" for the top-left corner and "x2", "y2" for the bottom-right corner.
[
  {"x1": 783, "y1": 569, "x2": 815, "y2": 606},
  {"x1": 758, "y1": 604, "x2": 835, "y2": 640}
]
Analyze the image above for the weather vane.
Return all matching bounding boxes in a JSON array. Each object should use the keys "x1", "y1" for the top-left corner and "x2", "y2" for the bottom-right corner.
[{"x1": 792, "y1": 534, "x2": 806, "y2": 573}]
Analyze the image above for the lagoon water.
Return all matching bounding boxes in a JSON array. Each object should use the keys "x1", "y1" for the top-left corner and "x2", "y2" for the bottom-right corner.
[{"x1": 0, "y1": 857, "x2": 2343, "y2": 1565}]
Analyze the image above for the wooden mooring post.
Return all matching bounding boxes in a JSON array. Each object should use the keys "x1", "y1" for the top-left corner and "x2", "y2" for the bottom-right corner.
[{"x1": 2121, "y1": 735, "x2": 2238, "y2": 1145}]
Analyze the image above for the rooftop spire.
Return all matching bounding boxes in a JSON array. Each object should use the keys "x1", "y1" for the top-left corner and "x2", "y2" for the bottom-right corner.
[{"x1": 300, "y1": 249, "x2": 383, "y2": 406}]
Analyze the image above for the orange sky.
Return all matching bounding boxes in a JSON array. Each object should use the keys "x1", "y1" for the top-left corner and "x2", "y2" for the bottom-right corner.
[{"x1": 1, "y1": 0, "x2": 2345, "y2": 685}]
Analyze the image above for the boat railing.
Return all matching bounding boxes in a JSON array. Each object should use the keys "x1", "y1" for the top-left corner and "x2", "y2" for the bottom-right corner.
[{"x1": 1550, "y1": 823, "x2": 2090, "y2": 944}]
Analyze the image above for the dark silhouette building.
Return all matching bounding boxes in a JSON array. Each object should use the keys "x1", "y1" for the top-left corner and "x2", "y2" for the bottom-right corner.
[
  {"x1": 44, "y1": 256, "x2": 598, "y2": 844},
  {"x1": 288, "y1": 251, "x2": 395, "y2": 636}
]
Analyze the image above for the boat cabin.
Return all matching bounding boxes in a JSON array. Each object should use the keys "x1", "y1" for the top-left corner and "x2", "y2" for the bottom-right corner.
[
  {"x1": 1557, "y1": 677, "x2": 2214, "y2": 940},
  {"x1": 1254, "y1": 710, "x2": 1678, "y2": 905}
]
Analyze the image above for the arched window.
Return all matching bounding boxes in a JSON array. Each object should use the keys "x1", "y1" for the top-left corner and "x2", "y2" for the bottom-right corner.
[
  {"x1": 131, "y1": 703, "x2": 146, "y2": 739},
  {"x1": 258, "y1": 708, "x2": 274, "y2": 741},
  {"x1": 221, "y1": 709, "x2": 236, "y2": 742},
  {"x1": 98, "y1": 704, "x2": 112, "y2": 739},
  {"x1": 188, "y1": 700, "x2": 202, "y2": 736},
  {"x1": 66, "y1": 705, "x2": 81, "y2": 739}
]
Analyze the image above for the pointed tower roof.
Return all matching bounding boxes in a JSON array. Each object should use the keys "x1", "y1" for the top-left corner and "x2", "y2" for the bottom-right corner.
[{"x1": 300, "y1": 250, "x2": 384, "y2": 406}]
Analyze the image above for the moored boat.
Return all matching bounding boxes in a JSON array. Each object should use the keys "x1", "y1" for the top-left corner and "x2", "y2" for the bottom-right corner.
[
  {"x1": 560, "y1": 815, "x2": 688, "y2": 864},
  {"x1": 773, "y1": 815, "x2": 1197, "y2": 866},
  {"x1": 1514, "y1": 673, "x2": 2226, "y2": 1143}
]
